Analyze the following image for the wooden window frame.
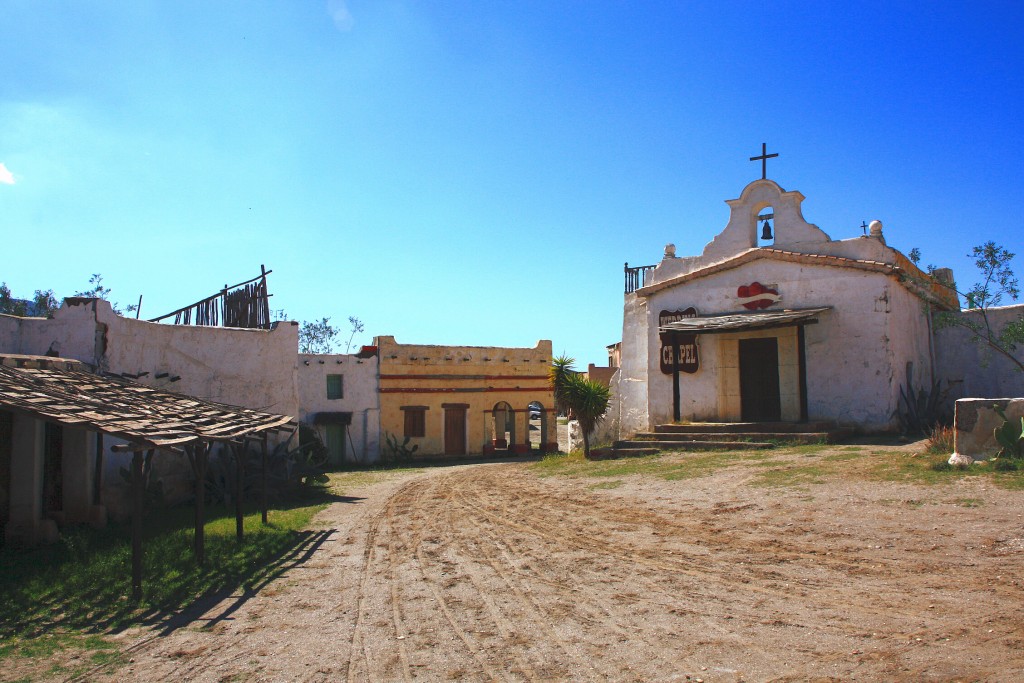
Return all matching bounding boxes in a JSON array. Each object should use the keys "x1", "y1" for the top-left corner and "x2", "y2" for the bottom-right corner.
[{"x1": 401, "y1": 405, "x2": 428, "y2": 438}]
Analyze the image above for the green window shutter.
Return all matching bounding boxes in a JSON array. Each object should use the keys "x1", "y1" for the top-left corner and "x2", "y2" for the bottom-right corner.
[{"x1": 326, "y1": 374, "x2": 343, "y2": 399}]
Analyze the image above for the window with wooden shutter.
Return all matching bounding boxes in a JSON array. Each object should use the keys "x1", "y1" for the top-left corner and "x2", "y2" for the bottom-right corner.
[
  {"x1": 402, "y1": 406, "x2": 427, "y2": 438},
  {"x1": 326, "y1": 374, "x2": 343, "y2": 400}
]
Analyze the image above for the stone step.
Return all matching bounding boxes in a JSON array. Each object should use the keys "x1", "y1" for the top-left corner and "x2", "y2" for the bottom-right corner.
[
  {"x1": 654, "y1": 421, "x2": 837, "y2": 434},
  {"x1": 613, "y1": 439, "x2": 776, "y2": 451}
]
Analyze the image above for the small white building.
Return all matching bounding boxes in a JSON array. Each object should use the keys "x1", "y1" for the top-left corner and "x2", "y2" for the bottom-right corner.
[
  {"x1": 297, "y1": 348, "x2": 381, "y2": 465},
  {"x1": 611, "y1": 177, "x2": 958, "y2": 437}
]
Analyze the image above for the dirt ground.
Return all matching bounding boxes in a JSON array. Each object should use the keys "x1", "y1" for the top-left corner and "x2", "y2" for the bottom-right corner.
[{"x1": 67, "y1": 443, "x2": 1024, "y2": 681}]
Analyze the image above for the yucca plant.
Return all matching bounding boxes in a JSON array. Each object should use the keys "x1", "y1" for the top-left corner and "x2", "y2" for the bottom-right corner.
[
  {"x1": 548, "y1": 355, "x2": 577, "y2": 418},
  {"x1": 562, "y1": 372, "x2": 611, "y2": 459}
]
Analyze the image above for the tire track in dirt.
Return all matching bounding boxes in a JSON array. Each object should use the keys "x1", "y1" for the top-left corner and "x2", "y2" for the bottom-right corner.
[
  {"x1": 453, "y1": 466, "x2": 967, "y2": 673},
  {"x1": 452, "y1": 467, "x2": 787, "y2": 674},
  {"x1": 453, "y1": 494, "x2": 683, "y2": 680}
]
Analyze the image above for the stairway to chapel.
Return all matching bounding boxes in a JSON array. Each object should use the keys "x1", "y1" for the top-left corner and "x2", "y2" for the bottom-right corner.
[{"x1": 594, "y1": 421, "x2": 850, "y2": 459}]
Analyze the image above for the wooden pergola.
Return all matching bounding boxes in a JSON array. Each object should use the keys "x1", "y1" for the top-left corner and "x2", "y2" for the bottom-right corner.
[{"x1": 0, "y1": 356, "x2": 295, "y2": 599}]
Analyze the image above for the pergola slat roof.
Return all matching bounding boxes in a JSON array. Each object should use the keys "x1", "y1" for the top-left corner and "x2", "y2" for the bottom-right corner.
[
  {"x1": 659, "y1": 307, "x2": 831, "y2": 334},
  {"x1": 0, "y1": 355, "x2": 294, "y2": 451}
]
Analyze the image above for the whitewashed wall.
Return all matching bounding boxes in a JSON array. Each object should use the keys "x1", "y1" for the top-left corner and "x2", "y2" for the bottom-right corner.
[
  {"x1": 935, "y1": 304, "x2": 1024, "y2": 399},
  {"x1": 611, "y1": 178, "x2": 943, "y2": 437},
  {"x1": 1, "y1": 299, "x2": 300, "y2": 517},
  {"x1": 297, "y1": 353, "x2": 380, "y2": 464}
]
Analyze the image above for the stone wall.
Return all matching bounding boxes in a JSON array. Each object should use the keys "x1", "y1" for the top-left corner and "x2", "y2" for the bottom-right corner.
[{"x1": 952, "y1": 398, "x2": 1024, "y2": 462}]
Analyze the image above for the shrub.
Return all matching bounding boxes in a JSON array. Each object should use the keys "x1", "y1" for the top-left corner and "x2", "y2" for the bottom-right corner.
[{"x1": 925, "y1": 424, "x2": 955, "y2": 455}]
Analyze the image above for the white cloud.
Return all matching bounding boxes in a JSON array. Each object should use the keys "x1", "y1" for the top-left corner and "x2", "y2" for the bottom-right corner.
[
  {"x1": 0, "y1": 163, "x2": 14, "y2": 185},
  {"x1": 327, "y1": 0, "x2": 354, "y2": 32}
]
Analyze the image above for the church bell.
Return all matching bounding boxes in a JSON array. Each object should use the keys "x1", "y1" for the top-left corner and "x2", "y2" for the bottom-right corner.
[{"x1": 760, "y1": 218, "x2": 773, "y2": 241}]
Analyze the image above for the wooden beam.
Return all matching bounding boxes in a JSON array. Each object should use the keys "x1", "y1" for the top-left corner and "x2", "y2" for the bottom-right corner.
[
  {"x1": 261, "y1": 433, "x2": 269, "y2": 526},
  {"x1": 234, "y1": 442, "x2": 244, "y2": 542},
  {"x1": 130, "y1": 450, "x2": 149, "y2": 601}
]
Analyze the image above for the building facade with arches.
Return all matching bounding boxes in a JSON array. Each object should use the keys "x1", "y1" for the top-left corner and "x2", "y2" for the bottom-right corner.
[{"x1": 375, "y1": 336, "x2": 557, "y2": 458}]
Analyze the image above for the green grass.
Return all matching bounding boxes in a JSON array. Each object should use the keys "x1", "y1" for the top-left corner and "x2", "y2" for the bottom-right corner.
[
  {"x1": 0, "y1": 631, "x2": 124, "y2": 680},
  {"x1": 532, "y1": 443, "x2": 1024, "y2": 491},
  {"x1": 534, "y1": 448, "x2": 771, "y2": 482},
  {"x1": 0, "y1": 488, "x2": 333, "y2": 675}
]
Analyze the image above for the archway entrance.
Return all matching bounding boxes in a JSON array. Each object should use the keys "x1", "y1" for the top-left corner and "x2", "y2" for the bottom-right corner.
[
  {"x1": 527, "y1": 401, "x2": 550, "y2": 453},
  {"x1": 491, "y1": 402, "x2": 515, "y2": 450}
]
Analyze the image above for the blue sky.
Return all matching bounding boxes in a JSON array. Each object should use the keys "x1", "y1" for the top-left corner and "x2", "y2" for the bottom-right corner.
[{"x1": 2, "y1": 1, "x2": 1022, "y2": 368}]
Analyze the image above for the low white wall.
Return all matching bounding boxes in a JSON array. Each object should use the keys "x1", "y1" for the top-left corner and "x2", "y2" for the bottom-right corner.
[
  {"x1": 952, "y1": 398, "x2": 1024, "y2": 462},
  {"x1": 935, "y1": 305, "x2": 1024, "y2": 399}
]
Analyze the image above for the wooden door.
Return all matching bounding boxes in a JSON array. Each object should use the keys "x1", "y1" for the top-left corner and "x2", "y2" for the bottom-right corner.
[
  {"x1": 739, "y1": 337, "x2": 781, "y2": 422},
  {"x1": 444, "y1": 405, "x2": 467, "y2": 456}
]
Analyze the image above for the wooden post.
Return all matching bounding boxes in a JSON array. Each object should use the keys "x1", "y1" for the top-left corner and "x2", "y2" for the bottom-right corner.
[
  {"x1": 261, "y1": 434, "x2": 269, "y2": 525},
  {"x1": 194, "y1": 442, "x2": 208, "y2": 565},
  {"x1": 131, "y1": 450, "x2": 146, "y2": 601},
  {"x1": 234, "y1": 442, "x2": 244, "y2": 542},
  {"x1": 798, "y1": 324, "x2": 809, "y2": 423},
  {"x1": 93, "y1": 432, "x2": 104, "y2": 505},
  {"x1": 671, "y1": 332, "x2": 681, "y2": 422}
]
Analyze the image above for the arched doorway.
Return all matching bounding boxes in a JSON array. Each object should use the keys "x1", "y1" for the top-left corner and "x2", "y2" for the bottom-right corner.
[
  {"x1": 527, "y1": 401, "x2": 550, "y2": 453},
  {"x1": 491, "y1": 401, "x2": 515, "y2": 450}
]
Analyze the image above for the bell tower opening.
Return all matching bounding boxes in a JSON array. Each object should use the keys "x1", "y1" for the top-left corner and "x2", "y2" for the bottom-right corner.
[{"x1": 757, "y1": 207, "x2": 775, "y2": 247}]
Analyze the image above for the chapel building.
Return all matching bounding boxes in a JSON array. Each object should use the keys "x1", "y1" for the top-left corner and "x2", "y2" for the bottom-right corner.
[{"x1": 612, "y1": 176, "x2": 957, "y2": 437}]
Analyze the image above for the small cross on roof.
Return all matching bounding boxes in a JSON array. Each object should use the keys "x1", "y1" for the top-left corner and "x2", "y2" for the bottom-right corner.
[{"x1": 749, "y1": 143, "x2": 778, "y2": 179}]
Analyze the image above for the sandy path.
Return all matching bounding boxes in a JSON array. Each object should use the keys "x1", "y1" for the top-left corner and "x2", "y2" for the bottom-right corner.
[{"x1": 88, "y1": 450, "x2": 1024, "y2": 682}]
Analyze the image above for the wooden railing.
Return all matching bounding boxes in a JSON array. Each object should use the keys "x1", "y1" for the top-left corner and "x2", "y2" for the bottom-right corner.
[{"x1": 624, "y1": 262, "x2": 656, "y2": 294}]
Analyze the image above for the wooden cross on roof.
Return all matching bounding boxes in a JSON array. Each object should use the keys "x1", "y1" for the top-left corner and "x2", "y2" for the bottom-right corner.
[{"x1": 749, "y1": 142, "x2": 778, "y2": 179}]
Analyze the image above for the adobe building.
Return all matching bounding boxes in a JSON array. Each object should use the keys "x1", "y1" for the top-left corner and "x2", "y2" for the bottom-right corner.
[
  {"x1": 1, "y1": 298, "x2": 299, "y2": 520},
  {"x1": 611, "y1": 174, "x2": 958, "y2": 438},
  {"x1": 375, "y1": 336, "x2": 556, "y2": 457},
  {"x1": 297, "y1": 346, "x2": 381, "y2": 466}
]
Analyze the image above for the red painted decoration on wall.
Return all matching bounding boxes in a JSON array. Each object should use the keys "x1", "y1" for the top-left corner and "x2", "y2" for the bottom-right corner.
[{"x1": 737, "y1": 282, "x2": 780, "y2": 310}]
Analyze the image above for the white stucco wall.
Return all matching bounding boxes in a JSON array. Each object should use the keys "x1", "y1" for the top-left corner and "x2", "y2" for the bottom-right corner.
[
  {"x1": 641, "y1": 260, "x2": 924, "y2": 430},
  {"x1": 935, "y1": 304, "x2": 1024, "y2": 399},
  {"x1": 612, "y1": 293, "x2": 652, "y2": 438},
  {"x1": 1, "y1": 299, "x2": 300, "y2": 517},
  {"x1": 611, "y1": 178, "x2": 946, "y2": 437},
  {"x1": 298, "y1": 352, "x2": 380, "y2": 464}
]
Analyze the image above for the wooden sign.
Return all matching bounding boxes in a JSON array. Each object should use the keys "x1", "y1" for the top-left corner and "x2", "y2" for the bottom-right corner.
[{"x1": 659, "y1": 308, "x2": 699, "y2": 374}]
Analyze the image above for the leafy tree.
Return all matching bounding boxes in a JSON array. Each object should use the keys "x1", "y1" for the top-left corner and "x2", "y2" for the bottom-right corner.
[
  {"x1": 0, "y1": 282, "x2": 59, "y2": 317},
  {"x1": 929, "y1": 241, "x2": 1024, "y2": 373},
  {"x1": 344, "y1": 316, "x2": 365, "y2": 353},
  {"x1": 299, "y1": 317, "x2": 339, "y2": 354},
  {"x1": 562, "y1": 372, "x2": 611, "y2": 459},
  {"x1": 73, "y1": 273, "x2": 137, "y2": 315},
  {"x1": 0, "y1": 283, "x2": 27, "y2": 316},
  {"x1": 32, "y1": 289, "x2": 59, "y2": 317}
]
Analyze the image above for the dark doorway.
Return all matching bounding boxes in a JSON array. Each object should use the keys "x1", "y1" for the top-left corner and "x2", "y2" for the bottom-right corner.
[
  {"x1": 0, "y1": 411, "x2": 12, "y2": 541},
  {"x1": 444, "y1": 405, "x2": 467, "y2": 456},
  {"x1": 739, "y1": 337, "x2": 781, "y2": 422},
  {"x1": 43, "y1": 422, "x2": 64, "y2": 515}
]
